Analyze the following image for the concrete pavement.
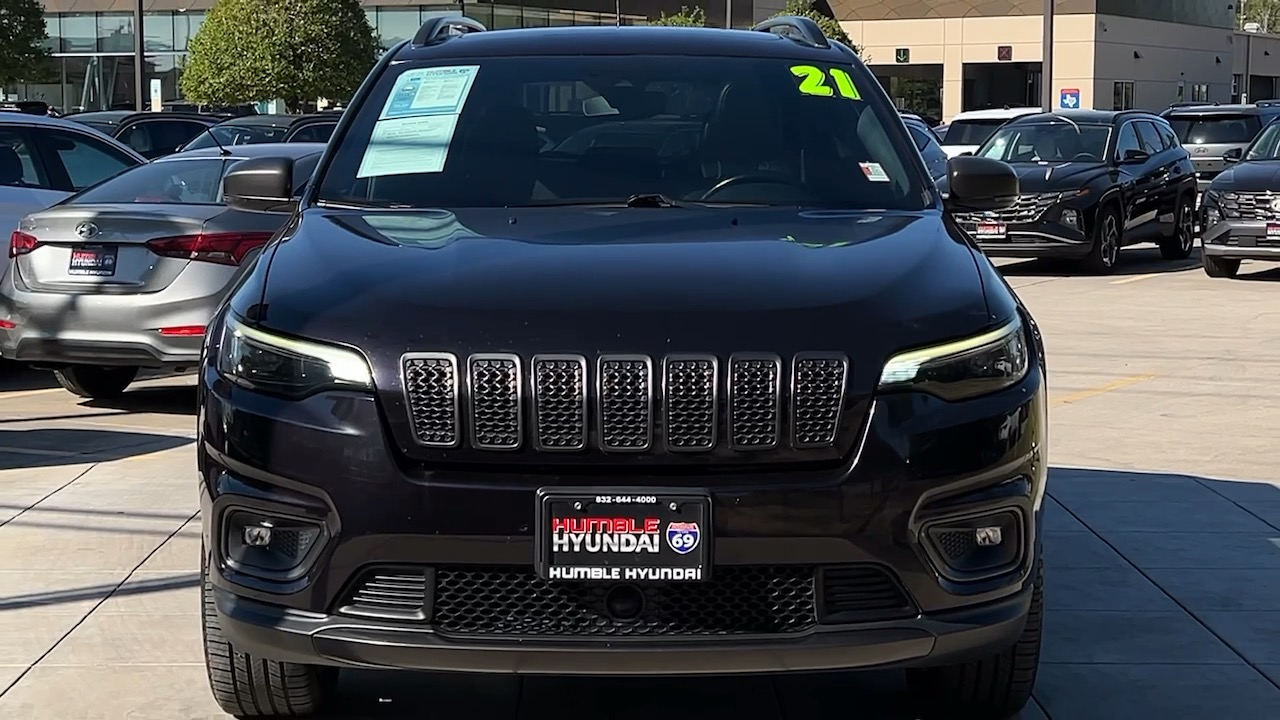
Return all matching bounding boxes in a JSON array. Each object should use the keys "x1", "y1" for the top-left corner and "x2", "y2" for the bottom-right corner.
[{"x1": 1, "y1": 246, "x2": 1279, "y2": 718}]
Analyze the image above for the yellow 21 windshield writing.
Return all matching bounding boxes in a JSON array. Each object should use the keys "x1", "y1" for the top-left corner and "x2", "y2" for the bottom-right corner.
[{"x1": 790, "y1": 65, "x2": 861, "y2": 100}]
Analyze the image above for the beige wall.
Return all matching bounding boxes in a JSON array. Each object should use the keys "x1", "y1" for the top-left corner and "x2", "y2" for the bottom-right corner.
[
  {"x1": 846, "y1": 13, "x2": 1242, "y2": 120},
  {"x1": 1233, "y1": 31, "x2": 1280, "y2": 77}
]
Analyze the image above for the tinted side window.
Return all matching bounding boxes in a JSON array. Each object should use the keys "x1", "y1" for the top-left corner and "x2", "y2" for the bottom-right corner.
[
  {"x1": 0, "y1": 127, "x2": 51, "y2": 189},
  {"x1": 1156, "y1": 121, "x2": 1179, "y2": 150},
  {"x1": 288, "y1": 123, "x2": 336, "y2": 143},
  {"x1": 43, "y1": 130, "x2": 139, "y2": 190},
  {"x1": 150, "y1": 120, "x2": 211, "y2": 154},
  {"x1": 1135, "y1": 121, "x2": 1164, "y2": 154},
  {"x1": 907, "y1": 125, "x2": 933, "y2": 151},
  {"x1": 1115, "y1": 123, "x2": 1142, "y2": 160}
]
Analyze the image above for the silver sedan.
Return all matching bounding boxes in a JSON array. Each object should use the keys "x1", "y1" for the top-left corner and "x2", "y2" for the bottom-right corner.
[{"x1": 0, "y1": 142, "x2": 325, "y2": 399}]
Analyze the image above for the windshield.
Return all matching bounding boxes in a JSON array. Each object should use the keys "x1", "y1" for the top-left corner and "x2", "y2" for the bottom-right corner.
[
  {"x1": 1244, "y1": 119, "x2": 1280, "y2": 160},
  {"x1": 314, "y1": 56, "x2": 928, "y2": 210},
  {"x1": 184, "y1": 124, "x2": 289, "y2": 150},
  {"x1": 977, "y1": 122, "x2": 1112, "y2": 163},
  {"x1": 1168, "y1": 114, "x2": 1261, "y2": 145},
  {"x1": 66, "y1": 157, "x2": 229, "y2": 205},
  {"x1": 73, "y1": 120, "x2": 116, "y2": 134},
  {"x1": 942, "y1": 119, "x2": 1008, "y2": 146}
]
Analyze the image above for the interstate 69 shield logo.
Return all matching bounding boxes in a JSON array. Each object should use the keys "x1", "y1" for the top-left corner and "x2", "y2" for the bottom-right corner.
[{"x1": 665, "y1": 521, "x2": 700, "y2": 555}]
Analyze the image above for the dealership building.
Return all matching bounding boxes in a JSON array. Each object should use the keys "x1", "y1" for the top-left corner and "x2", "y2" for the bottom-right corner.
[{"x1": 12, "y1": 0, "x2": 1280, "y2": 118}]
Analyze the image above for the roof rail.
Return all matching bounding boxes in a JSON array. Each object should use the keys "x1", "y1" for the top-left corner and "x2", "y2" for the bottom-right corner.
[
  {"x1": 752, "y1": 16, "x2": 830, "y2": 49},
  {"x1": 412, "y1": 16, "x2": 486, "y2": 46},
  {"x1": 1256, "y1": 99, "x2": 1280, "y2": 108}
]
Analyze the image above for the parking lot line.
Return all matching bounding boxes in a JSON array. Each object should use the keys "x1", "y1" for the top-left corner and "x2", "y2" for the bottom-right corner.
[
  {"x1": 1052, "y1": 374, "x2": 1157, "y2": 407},
  {"x1": 1109, "y1": 273, "x2": 1159, "y2": 285},
  {"x1": 0, "y1": 387, "x2": 63, "y2": 400}
]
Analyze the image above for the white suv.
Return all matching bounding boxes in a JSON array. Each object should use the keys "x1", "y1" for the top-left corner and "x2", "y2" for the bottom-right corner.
[{"x1": 939, "y1": 107, "x2": 1043, "y2": 157}]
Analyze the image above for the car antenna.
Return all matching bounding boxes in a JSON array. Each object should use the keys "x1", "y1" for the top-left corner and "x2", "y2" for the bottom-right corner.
[{"x1": 197, "y1": 125, "x2": 231, "y2": 157}]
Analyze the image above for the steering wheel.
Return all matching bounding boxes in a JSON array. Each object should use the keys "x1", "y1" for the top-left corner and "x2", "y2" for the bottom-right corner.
[
  {"x1": 1072, "y1": 152, "x2": 1099, "y2": 162},
  {"x1": 700, "y1": 174, "x2": 808, "y2": 202}
]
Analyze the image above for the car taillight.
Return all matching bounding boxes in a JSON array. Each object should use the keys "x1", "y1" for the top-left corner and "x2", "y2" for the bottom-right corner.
[
  {"x1": 145, "y1": 231, "x2": 274, "y2": 266},
  {"x1": 9, "y1": 231, "x2": 40, "y2": 258}
]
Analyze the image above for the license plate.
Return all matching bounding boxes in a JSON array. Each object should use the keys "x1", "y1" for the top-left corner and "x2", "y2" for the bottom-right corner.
[
  {"x1": 535, "y1": 488, "x2": 710, "y2": 583},
  {"x1": 975, "y1": 222, "x2": 1007, "y2": 239},
  {"x1": 68, "y1": 245, "x2": 117, "y2": 276},
  {"x1": 1268, "y1": 223, "x2": 1280, "y2": 238}
]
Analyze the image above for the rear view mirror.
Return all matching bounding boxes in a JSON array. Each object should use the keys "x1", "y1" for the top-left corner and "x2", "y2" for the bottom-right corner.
[
  {"x1": 945, "y1": 155, "x2": 1019, "y2": 212},
  {"x1": 223, "y1": 156, "x2": 297, "y2": 213},
  {"x1": 1222, "y1": 147, "x2": 1243, "y2": 163}
]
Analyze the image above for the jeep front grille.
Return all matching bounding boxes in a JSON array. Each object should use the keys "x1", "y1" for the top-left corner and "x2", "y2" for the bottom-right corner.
[
  {"x1": 1218, "y1": 191, "x2": 1280, "y2": 221},
  {"x1": 401, "y1": 352, "x2": 849, "y2": 454},
  {"x1": 953, "y1": 192, "x2": 1063, "y2": 225}
]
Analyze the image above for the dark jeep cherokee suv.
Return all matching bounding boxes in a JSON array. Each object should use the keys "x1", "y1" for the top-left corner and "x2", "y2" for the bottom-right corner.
[{"x1": 199, "y1": 17, "x2": 1047, "y2": 720}]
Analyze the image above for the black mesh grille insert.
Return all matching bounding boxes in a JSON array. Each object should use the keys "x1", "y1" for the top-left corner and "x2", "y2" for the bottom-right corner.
[
  {"x1": 468, "y1": 354, "x2": 521, "y2": 449},
  {"x1": 729, "y1": 355, "x2": 781, "y2": 449},
  {"x1": 598, "y1": 356, "x2": 652, "y2": 452},
  {"x1": 402, "y1": 354, "x2": 459, "y2": 447},
  {"x1": 663, "y1": 356, "x2": 717, "y2": 452},
  {"x1": 792, "y1": 355, "x2": 848, "y2": 448},
  {"x1": 817, "y1": 565, "x2": 917, "y2": 624},
  {"x1": 431, "y1": 565, "x2": 816, "y2": 636},
  {"x1": 532, "y1": 355, "x2": 587, "y2": 451}
]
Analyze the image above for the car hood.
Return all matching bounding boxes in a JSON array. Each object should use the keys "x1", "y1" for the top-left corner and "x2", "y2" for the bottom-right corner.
[
  {"x1": 1208, "y1": 160, "x2": 1280, "y2": 192},
  {"x1": 1008, "y1": 162, "x2": 1109, "y2": 193},
  {"x1": 254, "y1": 206, "x2": 995, "y2": 387}
]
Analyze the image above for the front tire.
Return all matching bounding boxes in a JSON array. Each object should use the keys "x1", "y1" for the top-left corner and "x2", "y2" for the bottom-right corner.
[
  {"x1": 1159, "y1": 194, "x2": 1196, "y2": 260},
  {"x1": 906, "y1": 564, "x2": 1044, "y2": 720},
  {"x1": 1202, "y1": 254, "x2": 1241, "y2": 278},
  {"x1": 1082, "y1": 204, "x2": 1122, "y2": 274},
  {"x1": 202, "y1": 553, "x2": 338, "y2": 717},
  {"x1": 54, "y1": 365, "x2": 138, "y2": 399}
]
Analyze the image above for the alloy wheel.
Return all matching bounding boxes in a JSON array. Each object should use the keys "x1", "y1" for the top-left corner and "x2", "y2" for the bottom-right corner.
[
  {"x1": 1100, "y1": 215, "x2": 1120, "y2": 267},
  {"x1": 1178, "y1": 202, "x2": 1194, "y2": 253}
]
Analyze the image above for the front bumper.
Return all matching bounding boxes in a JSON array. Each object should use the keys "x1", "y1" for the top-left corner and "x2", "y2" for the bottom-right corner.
[
  {"x1": 1201, "y1": 220, "x2": 1280, "y2": 261},
  {"x1": 965, "y1": 221, "x2": 1090, "y2": 259},
  {"x1": 199, "y1": 351, "x2": 1048, "y2": 674}
]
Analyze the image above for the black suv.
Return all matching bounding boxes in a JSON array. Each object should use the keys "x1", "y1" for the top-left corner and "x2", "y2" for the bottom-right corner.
[
  {"x1": 200, "y1": 17, "x2": 1048, "y2": 719},
  {"x1": 1162, "y1": 101, "x2": 1280, "y2": 204},
  {"x1": 1200, "y1": 115, "x2": 1280, "y2": 277},
  {"x1": 63, "y1": 110, "x2": 219, "y2": 159},
  {"x1": 949, "y1": 110, "x2": 1196, "y2": 273}
]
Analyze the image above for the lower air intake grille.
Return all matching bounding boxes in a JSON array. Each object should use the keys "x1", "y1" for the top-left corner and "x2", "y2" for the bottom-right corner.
[
  {"x1": 433, "y1": 565, "x2": 815, "y2": 636},
  {"x1": 817, "y1": 565, "x2": 917, "y2": 623},
  {"x1": 337, "y1": 568, "x2": 432, "y2": 621}
]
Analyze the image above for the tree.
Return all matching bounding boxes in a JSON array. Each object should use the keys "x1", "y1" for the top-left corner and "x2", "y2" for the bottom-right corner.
[
  {"x1": 771, "y1": 0, "x2": 860, "y2": 55},
  {"x1": 651, "y1": 6, "x2": 707, "y2": 27},
  {"x1": 182, "y1": 0, "x2": 380, "y2": 112},
  {"x1": 1238, "y1": 0, "x2": 1280, "y2": 31},
  {"x1": 0, "y1": 0, "x2": 50, "y2": 86}
]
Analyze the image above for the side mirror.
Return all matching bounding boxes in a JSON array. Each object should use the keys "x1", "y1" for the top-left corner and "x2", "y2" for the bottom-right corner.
[
  {"x1": 1222, "y1": 147, "x2": 1243, "y2": 163},
  {"x1": 1120, "y1": 148, "x2": 1150, "y2": 164},
  {"x1": 223, "y1": 156, "x2": 297, "y2": 213},
  {"x1": 945, "y1": 155, "x2": 1019, "y2": 212}
]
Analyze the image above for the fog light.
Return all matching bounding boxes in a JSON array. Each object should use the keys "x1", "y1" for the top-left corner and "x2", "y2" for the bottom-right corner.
[
  {"x1": 1205, "y1": 207, "x2": 1221, "y2": 227},
  {"x1": 224, "y1": 509, "x2": 322, "y2": 576},
  {"x1": 923, "y1": 509, "x2": 1024, "y2": 580},
  {"x1": 1060, "y1": 208, "x2": 1079, "y2": 228}
]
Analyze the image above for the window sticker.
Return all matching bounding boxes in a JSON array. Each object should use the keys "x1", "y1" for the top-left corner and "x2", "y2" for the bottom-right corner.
[
  {"x1": 380, "y1": 65, "x2": 479, "y2": 120},
  {"x1": 859, "y1": 162, "x2": 890, "y2": 182},
  {"x1": 790, "y1": 65, "x2": 861, "y2": 100},
  {"x1": 358, "y1": 65, "x2": 480, "y2": 178}
]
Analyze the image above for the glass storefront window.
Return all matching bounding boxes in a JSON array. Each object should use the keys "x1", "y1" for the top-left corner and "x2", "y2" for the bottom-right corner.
[
  {"x1": 42, "y1": 16, "x2": 60, "y2": 53},
  {"x1": 548, "y1": 9, "x2": 575, "y2": 26},
  {"x1": 522, "y1": 7, "x2": 550, "y2": 26},
  {"x1": 176, "y1": 11, "x2": 205, "y2": 51},
  {"x1": 147, "y1": 55, "x2": 181, "y2": 105},
  {"x1": 98, "y1": 13, "x2": 135, "y2": 53},
  {"x1": 574, "y1": 11, "x2": 606, "y2": 25},
  {"x1": 145, "y1": 12, "x2": 175, "y2": 52},
  {"x1": 376, "y1": 9, "x2": 422, "y2": 46},
  {"x1": 60, "y1": 13, "x2": 98, "y2": 53},
  {"x1": 491, "y1": 5, "x2": 523, "y2": 28}
]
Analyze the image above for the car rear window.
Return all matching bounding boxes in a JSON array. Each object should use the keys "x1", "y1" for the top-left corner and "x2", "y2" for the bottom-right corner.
[
  {"x1": 315, "y1": 55, "x2": 929, "y2": 211},
  {"x1": 1167, "y1": 114, "x2": 1262, "y2": 144},
  {"x1": 943, "y1": 119, "x2": 1007, "y2": 146},
  {"x1": 184, "y1": 124, "x2": 288, "y2": 150},
  {"x1": 65, "y1": 157, "x2": 229, "y2": 205}
]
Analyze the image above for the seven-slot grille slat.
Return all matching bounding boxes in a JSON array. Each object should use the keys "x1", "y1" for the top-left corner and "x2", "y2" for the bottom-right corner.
[{"x1": 401, "y1": 352, "x2": 848, "y2": 453}]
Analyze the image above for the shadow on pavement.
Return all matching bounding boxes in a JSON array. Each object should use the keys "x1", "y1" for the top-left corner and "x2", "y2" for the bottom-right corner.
[
  {"x1": 1236, "y1": 263, "x2": 1280, "y2": 282},
  {"x1": 0, "y1": 573, "x2": 200, "y2": 612},
  {"x1": 80, "y1": 384, "x2": 197, "y2": 416},
  {"x1": 996, "y1": 246, "x2": 1203, "y2": 277},
  {"x1": 0, "y1": 428, "x2": 191, "y2": 469},
  {"x1": 0, "y1": 361, "x2": 57, "y2": 392}
]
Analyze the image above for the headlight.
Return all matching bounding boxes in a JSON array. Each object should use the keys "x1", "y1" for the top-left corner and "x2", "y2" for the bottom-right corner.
[
  {"x1": 217, "y1": 314, "x2": 373, "y2": 398},
  {"x1": 878, "y1": 317, "x2": 1029, "y2": 401},
  {"x1": 1202, "y1": 192, "x2": 1221, "y2": 226}
]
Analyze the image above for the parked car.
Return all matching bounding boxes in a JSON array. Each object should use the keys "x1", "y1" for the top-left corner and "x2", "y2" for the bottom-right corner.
[
  {"x1": 0, "y1": 112, "x2": 146, "y2": 239},
  {"x1": 163, "y1": 102, "x2": 259, "y2": 118},
  {"x1": 901, "y1": 112, "x2": 948, "y2": 181},
  {"x1": 197, "y1": 16, "x2": 1047, "y2": 720},
  {"x1": 63, "y1": 110, "x2": 220, "y2": 160},
  {"x1": 0, "y1": 143, "x2": 325, "y2": 398},
  {"x1": 948, "y1": 109, "x2": 1196, "y2": 273},
  {"x1": 1161, "y1": 101, "x2": 1280, "y2": 207},
  {"x1": 181, "y1": 113, "x2": 342, "y2": 151},
  {"x1": 939, "y1": 106, "x2": 1043, "y2": 157},
  {"x1": 1199, "y1": 116, "x2": 1280, "y2": 278}
]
